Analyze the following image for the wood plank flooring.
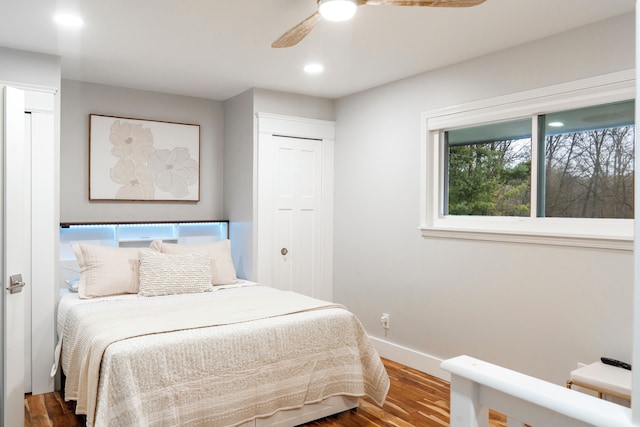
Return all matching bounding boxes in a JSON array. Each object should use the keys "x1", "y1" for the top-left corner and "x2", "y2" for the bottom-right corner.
[{"x1": 25, "y1": 358, "x2": 509, "y2": 427}]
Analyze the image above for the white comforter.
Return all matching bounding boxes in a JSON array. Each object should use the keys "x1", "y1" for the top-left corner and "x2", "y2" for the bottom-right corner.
[{"x1": 56, "y1": 284, "x2": 390, "y2": 427}]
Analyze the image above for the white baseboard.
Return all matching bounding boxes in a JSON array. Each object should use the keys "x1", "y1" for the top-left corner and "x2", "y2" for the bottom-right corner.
[{"x1": 369, "y1": 336, "x2": 451, "y2": 382}]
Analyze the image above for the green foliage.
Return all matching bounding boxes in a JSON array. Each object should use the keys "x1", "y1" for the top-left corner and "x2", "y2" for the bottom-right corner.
[{"x1": 448, "y1": 141, "x2": 531, "y2": 217}]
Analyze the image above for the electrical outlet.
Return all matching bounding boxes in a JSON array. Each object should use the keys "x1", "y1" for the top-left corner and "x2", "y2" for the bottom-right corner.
[{"x1": 380, "y1": 313, "x2": 390, "y2": 330}]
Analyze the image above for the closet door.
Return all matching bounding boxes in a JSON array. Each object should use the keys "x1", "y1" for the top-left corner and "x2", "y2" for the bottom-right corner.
[
  {"x1": 271, "y1": 135, "x2": 323, "y2": 297},
  {"x1": 256, "y1": 114, "x2": 334, "y2": 301}
]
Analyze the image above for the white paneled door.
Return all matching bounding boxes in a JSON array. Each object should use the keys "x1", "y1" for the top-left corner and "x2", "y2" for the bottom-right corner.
[
  {"x1": 256, "y1": 114, "x2": 334, "y2": 302},
  {"x1": 271, "y1": 136, "x2": 323, "y2": 298},
  {"x1": 2, "y1": 86, "x2": 26, "y2": 427}
]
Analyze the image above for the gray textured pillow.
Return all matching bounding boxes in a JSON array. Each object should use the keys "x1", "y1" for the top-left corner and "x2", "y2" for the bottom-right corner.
[
  {"x1": 138, "y1": 249, "x2": 213, "y2": 297},
  {"x1": 150, "y1": 239, "x2": 238, "y2": 285}
]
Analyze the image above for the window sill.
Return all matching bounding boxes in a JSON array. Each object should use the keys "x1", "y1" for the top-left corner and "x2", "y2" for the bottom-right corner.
[{"x1": 420, "y1": 218, "x2": 633, "y2": 251}]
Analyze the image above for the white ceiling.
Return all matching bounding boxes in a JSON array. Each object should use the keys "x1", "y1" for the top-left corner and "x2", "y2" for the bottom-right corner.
[{"x1": 0, "y1": 0, "x2": 635, "y2": 100}]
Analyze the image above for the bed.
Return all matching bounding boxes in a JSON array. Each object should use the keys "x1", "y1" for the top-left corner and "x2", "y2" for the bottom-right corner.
[{"x1": 53, "y1": 229, "x2": 389, "y2": 427}]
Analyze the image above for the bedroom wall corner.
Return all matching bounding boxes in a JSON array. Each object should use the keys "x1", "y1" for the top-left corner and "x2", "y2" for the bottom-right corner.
[
  {"x1": 223, "y1": 89, "x2": 256, "y2": 280},
  {"x1": 223, "y1": 88, "x2": 335, "y2": 282},
  {"x1": 252, "y1": 88, "x2": 335, "y2": 122},
  {"x1": 370, "y1": 337, "x2": 451, "y2": 382}
]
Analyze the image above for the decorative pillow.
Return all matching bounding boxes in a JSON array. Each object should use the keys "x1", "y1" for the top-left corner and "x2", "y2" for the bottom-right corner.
[
  {"x1": 72, "y1": 244, "x2": 140, "y2": 299},
  {"x1": 138, "y1": 249, "x2": 213, "y2": 297},
  {"x1": 150, "y1": 239, "x2": 238, "y2": 285}
]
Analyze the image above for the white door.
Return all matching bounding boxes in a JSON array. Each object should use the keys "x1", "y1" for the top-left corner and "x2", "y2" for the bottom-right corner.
[
  {"x1": 256, "y1": 114, "x2": 335, "y2": 302},
  {"x1": 271, "y1": 136, "x2": 323, "y2": 297},
  {"x1": 2, "y1": 86, "x2": 27, "y2": 427},
  {"x1": 22, "y1": 101, "x2": 56, "y2": 396}
]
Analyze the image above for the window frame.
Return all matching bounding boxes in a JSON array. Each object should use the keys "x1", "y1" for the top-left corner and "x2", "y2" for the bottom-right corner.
[{"x1": 420, "y1": 70, "x2": 635, "y2": 250}]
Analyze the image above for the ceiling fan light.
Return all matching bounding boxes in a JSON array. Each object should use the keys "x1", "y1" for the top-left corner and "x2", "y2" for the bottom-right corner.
[
  {"x1": 304, "y1": 63, "x2": 324, "y2": 74},
  {"x1": 318, "y1": 0, "x2": 358, "y2": 22}
]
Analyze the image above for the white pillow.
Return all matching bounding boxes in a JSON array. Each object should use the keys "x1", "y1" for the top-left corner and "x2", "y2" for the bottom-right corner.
[
  {"x1": 138, "y1": 249, "x2": 213, "y2": 297},
  {"x1": 150, "y1": 239, "x2": 238, "y2": 285},
  {"x1": 72, "y1": 244, "x2": 140, "y2": 299}
]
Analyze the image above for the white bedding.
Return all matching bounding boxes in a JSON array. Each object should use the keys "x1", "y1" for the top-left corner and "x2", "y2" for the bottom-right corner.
[{"x1": 56, "y1": 283, "x2": 390, "y2": 427}]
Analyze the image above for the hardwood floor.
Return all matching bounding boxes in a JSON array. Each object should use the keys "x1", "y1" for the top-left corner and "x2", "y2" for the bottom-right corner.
[{"x1": 25, "y1": 358, "x2": 508, "y2": 427}]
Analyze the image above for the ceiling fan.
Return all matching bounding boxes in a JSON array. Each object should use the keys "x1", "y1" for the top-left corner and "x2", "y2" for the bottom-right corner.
[{"x1": 272, "y1": 0, "x2": 487, "y2": 48}]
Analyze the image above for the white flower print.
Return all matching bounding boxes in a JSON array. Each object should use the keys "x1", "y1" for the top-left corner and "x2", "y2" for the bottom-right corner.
[
  {"x1": 110, "y1": 158, "x2": 156, "y2": 200},
  {"x1": 147, "y1": 147, "x2": 199, "y2": 198},
  {"x1": 109, "y1": 120, "x2": 156, "y2": 163}
]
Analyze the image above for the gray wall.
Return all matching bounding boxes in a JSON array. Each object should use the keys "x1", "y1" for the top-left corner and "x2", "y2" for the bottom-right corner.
[
  {"x1": 0, "y1": 46, "x2": 60, "y2": 89},
  {"x1": 60, "y1": 80, "x2": 224, "y2": 222},
  {"x1": 253, "y1": 88, "x2": 334, "y2": 122},
  {"x1": 223, "y1": 89, "x2": 255, "y2": 280},
  {"x1": 332, "y1": 12, "x2": 635, "y2": 385}
]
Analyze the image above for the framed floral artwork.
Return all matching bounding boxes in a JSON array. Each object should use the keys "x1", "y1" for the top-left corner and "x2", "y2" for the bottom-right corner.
[{"x1": 89, "y1": 114, "x2": 200, "y2": 201}]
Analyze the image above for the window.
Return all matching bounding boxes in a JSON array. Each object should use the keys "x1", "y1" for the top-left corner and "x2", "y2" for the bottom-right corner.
[{"x1": 421, "y1": 71, "x2": 635, "y2": 249}]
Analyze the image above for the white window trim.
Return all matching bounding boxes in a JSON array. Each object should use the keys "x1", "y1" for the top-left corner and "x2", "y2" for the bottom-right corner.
[{"x1": 420, "y1": 70, "x2": 635, "y2": 251}]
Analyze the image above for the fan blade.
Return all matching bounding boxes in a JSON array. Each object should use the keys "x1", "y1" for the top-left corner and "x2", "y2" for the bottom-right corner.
[
  {"x1": 360, "y1": 0, "x2": 485, "y2": 6},
  {"x1": 272, "y1": 11, "x2": 322, "y2": 48}
]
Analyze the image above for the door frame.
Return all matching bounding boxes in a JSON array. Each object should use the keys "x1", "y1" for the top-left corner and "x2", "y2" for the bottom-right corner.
[
  {"x1": 255, "y1": 113, "x2": 335, "y2": 301},
  {"x1": 3, "y1": 85, "x2": 27, "y2": 427}
]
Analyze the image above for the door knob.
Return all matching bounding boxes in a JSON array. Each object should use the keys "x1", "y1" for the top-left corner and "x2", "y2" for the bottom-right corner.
[
  {"x1": 281, "y1": 248, "x2": 288, "y2": 256},
  {"x1": 6, "y1": 274, "x2": 26, "y2": 294}
]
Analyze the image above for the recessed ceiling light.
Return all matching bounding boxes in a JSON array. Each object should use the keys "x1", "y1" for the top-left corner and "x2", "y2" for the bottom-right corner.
[
  {"x1": 53, "y1": 13, "x2": 84, "y2": 28},
  {"x1": 548, "y1": 121, "x2": 564, "y2": 127},
  {"x1": 304, "y1": 63, "x2": 324, "y2": 74}
]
